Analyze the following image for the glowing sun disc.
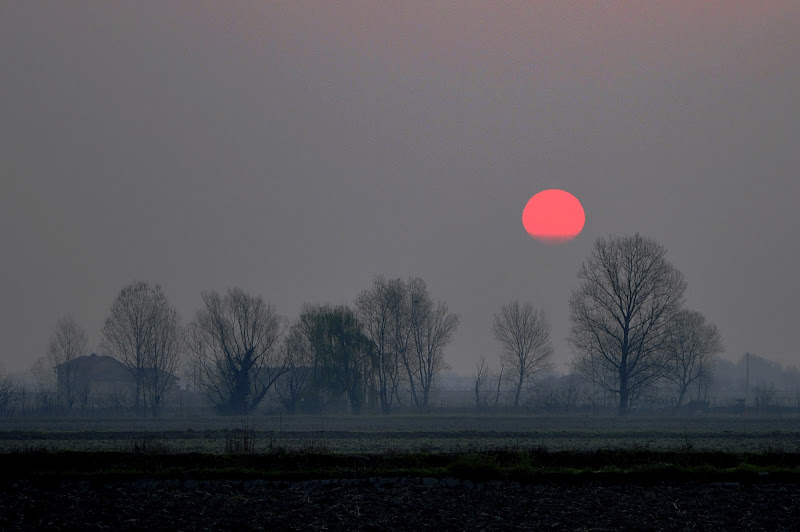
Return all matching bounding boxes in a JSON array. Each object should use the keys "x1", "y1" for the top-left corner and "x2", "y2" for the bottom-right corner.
[{"x1": 522, "y1": 189, "x2": 585, "y2": 243}]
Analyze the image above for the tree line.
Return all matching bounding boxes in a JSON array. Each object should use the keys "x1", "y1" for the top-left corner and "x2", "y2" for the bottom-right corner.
[
  {"x1": 4, "y1": 233, "x2": 726, "y2": 418},
  {"x1": 31, "y1": 276, "x2": 459, "y2": 417},
  {"x1": 474, "y1": 234, "x2": 723, "y2": 415}
]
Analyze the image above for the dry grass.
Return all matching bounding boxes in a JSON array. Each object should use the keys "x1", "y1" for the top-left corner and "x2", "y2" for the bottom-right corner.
[{"x1": 224, "y1": 419, "x2": 256, "y2": 454}]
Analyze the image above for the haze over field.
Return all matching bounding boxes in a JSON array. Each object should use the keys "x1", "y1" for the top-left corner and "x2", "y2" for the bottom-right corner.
[{"x1": 2, "y1": 2, "x2": 799, "y2": 377}]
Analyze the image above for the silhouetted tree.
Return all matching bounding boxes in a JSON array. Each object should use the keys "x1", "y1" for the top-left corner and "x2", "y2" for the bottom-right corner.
[
  {"x1": 102, "y1": 281, "x2": 183, "y2": 416},
  {"x1": 143, "y1": 295, "x2": 182, "y2": 416},
  {"x1": 355, "y1": 277, "x2": 407, "y2": 414},
  {"x1": 569, "y1": 234, "x2": 686, "y2": 416},
  {"x1": 663, "y1": 309, "x2": 724, "y2": 407},
  {"x1": 46, "y1": 314, "x2": 88, "y2": 411},
  {"x1": 472, "y1": 356, "x2": 504, "y2": 411},
  {"x1": 274, "y1": 317, "x2": 314, "y2": 414},
  {"x1": 492, "y1": 302, "x2": 553, "y2": 408},
  {"x1": 31, "y1": 356, "x2": 58, "y2": 415},
  {"x1": 473, "y1": 356, "x2": 491, "y2": 410},
  {"x1": 752, "y1": 382, "x2": 777, "y2": 414},
  {"x1": 405, "y1": 277, "x2": 459, "y2": 411},
  {"x1": 0, "y1": 368, "x2": 19, "y2": 416},
  {"x1": 301, "y1": 304, "x2": 373, "y2": 414},
  {"x1": 189, "y1": 288, "x2": 284, "y2": 415}
]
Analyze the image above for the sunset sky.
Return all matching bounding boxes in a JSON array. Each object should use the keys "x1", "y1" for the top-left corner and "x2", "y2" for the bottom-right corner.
[{"x1": 2, "y1": 1, "x2": 799, "y2": 378}]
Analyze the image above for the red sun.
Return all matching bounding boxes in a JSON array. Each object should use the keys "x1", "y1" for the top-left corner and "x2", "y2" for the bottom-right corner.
[{"x1": 522, "y1": 189, "x2": 585, "y2": 243}]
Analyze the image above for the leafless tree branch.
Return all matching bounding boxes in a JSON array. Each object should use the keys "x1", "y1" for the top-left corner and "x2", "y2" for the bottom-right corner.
[
  {"x1": 569, "y1": 234, "x2": 686, "y2": 415},
  {"x1": 492, "y1": 301, "x2": 553, "y2": 408}
]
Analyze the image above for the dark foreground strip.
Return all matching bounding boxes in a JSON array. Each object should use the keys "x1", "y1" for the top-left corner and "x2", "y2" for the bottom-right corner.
[
  {"x1": 2, "y1": 477, "x2": 800, "y2": 530},
  {"x1": 2, "y1": 449, "x2": 800, "y2": 486}
]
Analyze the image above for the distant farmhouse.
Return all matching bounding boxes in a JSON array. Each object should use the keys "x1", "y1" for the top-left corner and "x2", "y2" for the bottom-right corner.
[
  {"x1": 57, "y1": 353, "x2": 133, "y2": 399},
  {"x1": 56, "y1": 353, "x2": 179, "y2": 409}
]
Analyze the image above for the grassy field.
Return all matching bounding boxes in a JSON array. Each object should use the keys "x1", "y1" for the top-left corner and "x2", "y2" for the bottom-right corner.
[
  {"x1": 2, "y1": 414, "x2": 799, "y2": 454},
  {"x1": 2, "y1": 415, "x2": 800, "y2": 484}
]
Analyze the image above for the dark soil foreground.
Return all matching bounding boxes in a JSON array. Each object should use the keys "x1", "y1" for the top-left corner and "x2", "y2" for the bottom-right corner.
[{"x1": 1, "y1": 478, "x2": 799, "y2": 531}]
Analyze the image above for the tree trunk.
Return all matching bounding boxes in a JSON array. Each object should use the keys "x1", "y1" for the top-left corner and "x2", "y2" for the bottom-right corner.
[
  {"x1": 618, "y1": 371, "x2": 629, "y2": 416},
  {"x1": 676, "y1": 387, "x2": 687, "y2": 409}
]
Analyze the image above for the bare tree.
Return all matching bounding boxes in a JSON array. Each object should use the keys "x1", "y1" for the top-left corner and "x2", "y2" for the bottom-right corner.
[
  {"x1": 473, "y1": 356, "x2": 491, "y2": 410},
  {"x1": 473, "y1": 356, "x2": 507, "y2": 412},
  {"x1": 102, "y1": 281, "x2": 182, "y2": 416},
  {"x1": 355, "y1": 276, "x2": 407, "y2": 415},
  {"x1": 102, "y1": 282, "x2": 151, "y2": 413},
  {"x1": 558, "y1": 373, "x2": 591, "y2": 413},
  {"x1": 492, "y1": 362, "x2": 506, "y2": 409},
  {"x1": 46, "y1": 314, "x2": 88, "y2": 411},
  {"x1": 274, "y1": 317, "x2": 314, "y2": 414},
  {"x1": 189, "y1": 288, "x2": 284, "y2": 415},
  {"x1": 143, "y1": 295, "x2": 182, "y2": 416},
  {"x1": 0, "y1": 367, "x2": 19, "y2": 416},
  {"x1": 663, "y1": 309, "x2": 724, "y2": 407},
  {"x1": 31, "y1": 356, "x2": 58, "y2": 415},
  {"x1": 569, "y1": 234, "x2": 686, "y2": 416},
  {"x1": 405, "y1": 277, "x2": 459, "y2": 411},
  {"x1": 492, "y1": 301, "x2": 553, "y2": 408},
  {"x1": 752, "y1": 382, "x2": 776, "y2": 414}
]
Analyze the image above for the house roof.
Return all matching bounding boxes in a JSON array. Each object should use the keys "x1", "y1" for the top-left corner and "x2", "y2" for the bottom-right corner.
[
  {"x1": 57, "y1": 353, "x2": 133, "y2": 382},
  {"x1": 57, "y1": 354, "x2": 177, "y2": 383}
]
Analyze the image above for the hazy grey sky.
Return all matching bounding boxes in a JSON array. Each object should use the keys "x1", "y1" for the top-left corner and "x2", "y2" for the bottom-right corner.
[{"x1": 2, "y1": 2, "x2": 799, "y2": 377}]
